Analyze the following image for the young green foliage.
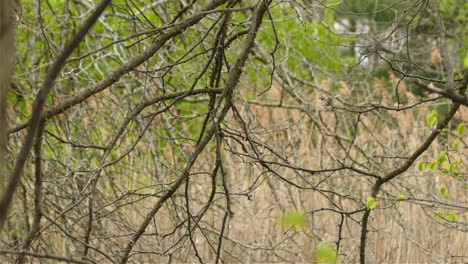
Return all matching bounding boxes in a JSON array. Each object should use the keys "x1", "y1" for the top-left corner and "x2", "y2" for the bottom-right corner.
[
  {"x1": 457, "y1": 123, "x2": 465, "y2": 136},
  {"x1": 313, "y1": 242, "x2": 339, "y2": 264},
  {"x1": 439, "y1": 185, "x2": 449, "y2": 200},
  {"x1": 366, "y1": 197, "x2": 376, "y2": 210},
  {"x1": 396, "y1": 194, "x2": 407, "y2": 201},
  {"x1": 281, "y1": 211, "x2": 307, "y2": 230},
  {"x1": 426, "y1": 111, "x2": 437, "y2": 128}
]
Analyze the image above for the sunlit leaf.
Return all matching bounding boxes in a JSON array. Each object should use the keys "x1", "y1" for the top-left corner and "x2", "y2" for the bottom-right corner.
[
  {"x1": 418, "y1": 162, "x2": 426, "y2": 171},
  {"x1": 439, "y1": 185, "x2": 449, "y2": 200},
  {"x1": 445, "y1": 212, "x2": 457, "y2": 222},
  {"x1": 426, "y1": 111, "x2": 437, "y2": 128},
  {"x1": 313, "y1": 242, "x2": 339, "y2": 264},
  {"x1": 434, "y1": 211, "x2": 443, "y2": 222},
  {"x1": 281, "y1": 211, "x2": 307, "y2": 230},
  {"x1": 396, "y1": 194, "x2": 407, "y2": 201},
  {"x1": 449, "y1": 162, "x2": 457, "y2": 173},
  {"x1": 457, "y1": 123, "x2": 465, "y2": 136},
  {"x1": 436, "y1": 151, "x2": 447, "y2": 165},
  {"x1": 366, "y1": 197, "x2": 376, "y2": 210}
]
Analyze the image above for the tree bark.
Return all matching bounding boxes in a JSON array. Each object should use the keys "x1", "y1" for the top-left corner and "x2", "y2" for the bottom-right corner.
[{"x1": 0, "y1": 0, "x2": 14, "y2": 186}]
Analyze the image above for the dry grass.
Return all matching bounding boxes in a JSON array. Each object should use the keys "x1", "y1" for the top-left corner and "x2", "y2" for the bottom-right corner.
[{"x1": 1, "y1": 79, "x2": 467, "y2": 264}]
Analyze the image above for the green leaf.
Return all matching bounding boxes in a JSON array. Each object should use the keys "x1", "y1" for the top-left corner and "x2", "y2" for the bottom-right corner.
[
  {"x1": 436, "y1": 151, "x2": 447, "y2": 165},
  {"x1": 440, "y1": 128, "x2": 447, "y2": 137},
  {"x1": 445, "y1": 212, "x2": 457, "y2": 222},
  {"x1": 439, "y1": 185, "x2": 449, "y2": 200},
  {"x1": 396, "y1": 194, "x2": 407, "y2": 201},
  {"x1": 429, "y1": 160, "x2": 437, "y2": 171},
  {"x1": 313, "y1": 242, "x2": 339, "y2": 264},
  {"x1": 281, "y1": 211, "x2": 307, "y2": 230},
  {"x1": 418, "y1": 162, "x2": 426, "y2": 171},
  {"x1": 449, "y1": 162, "x2": 457, "y2": 173},
  {"x1": 457, "y1": 123, "x2": 465, "y2": 136},
  {"x1": 426, "y1": 111, "x2": 437, "y2": 128},
  {"x1": 366, "y1": 197, "x2": 376, "y2": 210},
  {"x1": 434, "y1": 210, "x2": 443, "y2": 222}
]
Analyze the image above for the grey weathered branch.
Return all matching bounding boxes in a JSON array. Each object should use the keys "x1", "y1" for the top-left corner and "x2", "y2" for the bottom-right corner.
[
  {"x1": 7, "y1": 0, "x2": 230, "y2": 134},
  {"x1": 412, "y1": 72, "x2": 468, "y2": 106},
  {"x1": 0, "y1": 0, "x2": 112, "y2": 230},
  {"x1": 0, "y1": 250, "x2": 95, "y2": 264},
  {"x1": 118, "y1": 1, "x2": 272, "y2": 262},
  {"x1": 359, "y1": 102, "x2": 461, "y2": 264},
  {"x1": 17, "y1": 123, "x2": 45, "y2": 264}
]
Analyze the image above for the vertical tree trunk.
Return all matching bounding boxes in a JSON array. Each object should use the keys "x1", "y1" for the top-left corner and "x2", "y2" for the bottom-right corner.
[{"x1": 0, "y1": 0, "x2": 15, "y2": 182}]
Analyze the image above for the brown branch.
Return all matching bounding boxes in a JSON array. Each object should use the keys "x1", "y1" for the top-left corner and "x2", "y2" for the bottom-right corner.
[
  {"x1": 79, "y1": 88, "x2": 222, "y2": 259},
  {"x1": 7, "y1": 0, "x2": 231, "y2": 135},
  {"x1": 17, "y1": 123, "x2": 45, "y2": 264},
  {"x1": 0, "y1": 0, "x2": 111, "y2": 230},
  {"x1": 215, "y1": 211, "x2": 230, "y2": 264},
  {"x1": 431, "y1": 0, "x2": 455, "y2": 91},
  {"x1": 359, "y1": 102, "x2": 461, "y2": 264},
  {"x1": 0, "y1": 250, "x2": 95, "y2": 264},
  {"x1": 118, "y1": 1, "x2": 272, "y2": 262},
  {"x1": 412, "y1": 72, "x2": 468, "y2": 106}
]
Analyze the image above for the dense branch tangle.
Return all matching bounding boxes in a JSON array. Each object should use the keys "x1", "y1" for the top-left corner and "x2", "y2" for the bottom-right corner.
[
  {"x1": 2, "y1": 0, "x2": 467, "y2": 263},
  {"x1": 4, "y1": 0, "x2": 276, "y2": 263}
]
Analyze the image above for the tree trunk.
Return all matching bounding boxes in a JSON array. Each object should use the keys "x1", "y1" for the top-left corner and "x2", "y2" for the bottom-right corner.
[{"x1": 0, "y1": 0, "x2": 14, "y2": 183}]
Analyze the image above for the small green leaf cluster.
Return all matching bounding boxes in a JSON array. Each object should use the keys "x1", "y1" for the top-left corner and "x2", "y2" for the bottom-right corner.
[
  {"x1": 366, "y1": 196, "x2": 376, "y2": 210},
  {"x1": 438, "y1": 185, "x2": 449, "y2": 200},
  {"x1": 418, "y1": 121, "x2": 465, "y2": 179},
  {"x1": 312, "y1": 242, "x2": 339, "y2": 264},
  {"x1": 456, "y1": 123, "x2": 465, "y2": 137},
  {"x1": 418, "y1": 155, "x2": 461, "y2": 179},
  {"x1": 418, "y1": 160, "x2": 438, "y2": 172},
  {"x1": 434, "y1": 210, "x2": 457, "y2": 222},
  {"x1": 450, "y1": 123, "x2": 465, "y2": 150},
  {"x1": 396, "y1": 194, "x2": 408, "y2": 201},
  {"x1": 281, "y1": 211, "x2": 307, "y2": 231},
  {"x1": 426, "y1": 111, "x2": 438, "y2": 128},
  {"x1": 441, "y1": 160, "x2": 462, "y2": 179}
]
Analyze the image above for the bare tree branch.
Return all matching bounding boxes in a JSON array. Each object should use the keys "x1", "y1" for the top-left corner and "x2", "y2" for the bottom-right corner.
[
  {"x1": 0, "y1": 0, "x2": 112, "y2": 230},
  {"x1": 119, "y1": 1, "x2": 272, "y2": 262},
  {"x1": 0, "y1": 250, "x2": 96, "y2": 264}
]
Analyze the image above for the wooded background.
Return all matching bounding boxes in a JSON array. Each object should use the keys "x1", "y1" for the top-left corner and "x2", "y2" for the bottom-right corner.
[{"x1": 0, "y1": 0, "x2": 467, "y2": 263}]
